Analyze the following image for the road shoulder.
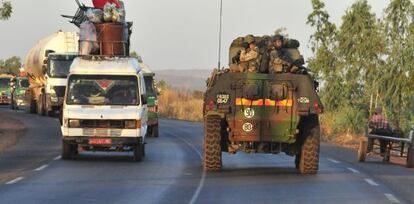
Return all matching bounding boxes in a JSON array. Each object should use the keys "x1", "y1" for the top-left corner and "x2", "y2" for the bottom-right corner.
[{"x1": 0, "y1": 111, "x2": 26, "y2": 155}]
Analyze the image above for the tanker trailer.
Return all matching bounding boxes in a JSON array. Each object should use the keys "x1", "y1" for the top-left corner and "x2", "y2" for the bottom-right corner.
[{"x1": 24, "y1": 31, "x2": 79, "y2": 116}]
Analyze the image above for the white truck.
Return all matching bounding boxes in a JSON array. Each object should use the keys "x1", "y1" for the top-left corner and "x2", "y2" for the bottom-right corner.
[
  {"x1": 61, "y1": 57, "x2": 148, "y2": 161},
  {"x1": 24, "y1": 31, "x2": 78, "y2": 116}
]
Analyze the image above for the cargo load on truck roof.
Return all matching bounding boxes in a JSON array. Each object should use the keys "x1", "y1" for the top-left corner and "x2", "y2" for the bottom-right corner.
[{"x1": 63, "y1": 0, "x2": 132, "y2": 57}]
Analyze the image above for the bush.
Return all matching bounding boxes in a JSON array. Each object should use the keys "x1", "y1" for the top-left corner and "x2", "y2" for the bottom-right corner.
[{"x1": 158, "y1": 88, "x2": 203, "y2": 122}]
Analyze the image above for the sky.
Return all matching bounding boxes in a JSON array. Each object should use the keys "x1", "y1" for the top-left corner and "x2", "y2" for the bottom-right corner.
[{"x1": 0, "y1": 0, "x2": 392, "y2": 70}]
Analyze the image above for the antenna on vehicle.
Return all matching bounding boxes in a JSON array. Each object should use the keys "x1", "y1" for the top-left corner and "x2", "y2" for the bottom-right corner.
[{"x1": 217, "y1": 0, "x2": 223, "y2": 69}]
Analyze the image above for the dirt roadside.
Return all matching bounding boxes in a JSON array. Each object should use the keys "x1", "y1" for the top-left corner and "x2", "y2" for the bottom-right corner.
[{"x1": 0, "y1": 112, "x2": 26, "y2": 154}]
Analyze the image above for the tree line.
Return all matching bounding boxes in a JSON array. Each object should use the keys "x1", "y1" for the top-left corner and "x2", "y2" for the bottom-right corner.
[{"x1": 307, "y1": 0, "x2": 414, "y2": 134}]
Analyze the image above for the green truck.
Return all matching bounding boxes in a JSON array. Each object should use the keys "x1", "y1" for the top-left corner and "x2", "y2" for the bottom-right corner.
[
  {"x1": 203, "y1": 35, "x2": 323, "y2": 174},
  {"x1": 0, "y1": 74, "x2": 12, "y2": 105},
  {"x1": 141, "y1": 63, "x2": 159, "y2": 137},
  {"x1": 10, "y1": 76, "x2": 30, "y2": 109}
]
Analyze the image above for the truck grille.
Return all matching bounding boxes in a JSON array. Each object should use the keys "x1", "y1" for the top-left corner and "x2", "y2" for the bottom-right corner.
[
  {"x1": 82, "y1": 128, "x2": 123, "y2": 137},
  {"x1": 80, "y1": 120, "x2": 124, "y2": 128}
]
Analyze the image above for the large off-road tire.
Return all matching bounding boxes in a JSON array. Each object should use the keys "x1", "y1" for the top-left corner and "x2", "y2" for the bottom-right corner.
[
  {"x1": 62, "y1": 141, "x2": 73, "y2": 160},
  {"x1": 298, "y1": 115, "x2": 320, "y2": 174},
  {"x1": 152, "y1": 125, "x2": 159, "y2": 138},
  {"x1": 133, "y1": 143, "x2": 144, "y2": 162},
  {"x1": 203, "y1": 115, "x2": 222, "y2": 171}
]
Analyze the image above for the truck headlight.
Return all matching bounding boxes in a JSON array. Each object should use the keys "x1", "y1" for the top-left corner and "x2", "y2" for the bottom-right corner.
[
  {"x1": 125, "y1": 120, "x2": 141, "y2": 129},
  {"x1": 69, "y1": 119, "x2": 80, "y2": 128}
]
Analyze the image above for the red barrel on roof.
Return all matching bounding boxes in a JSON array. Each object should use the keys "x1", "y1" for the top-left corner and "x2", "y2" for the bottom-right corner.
[{"x1": 92, "y1": 0, "x2": 121, "y2": 9}]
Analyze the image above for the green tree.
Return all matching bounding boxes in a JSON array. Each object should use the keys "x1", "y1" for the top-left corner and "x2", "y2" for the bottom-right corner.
[
  {"x1": 0, "y1": 0, "x2": 12, "y2": 20},
  {"x1": 306, "y1": 0, "x2": 342, "y2": 111},
  {"x1": 0, "y1": 56, "x2": 21, "y2": 75},
  {"x1": 381, "y1": 0, "x2": 414, "y2": 130},
  {"x1": 336, "y1": 0, "x2": 385, "y2": 109}
]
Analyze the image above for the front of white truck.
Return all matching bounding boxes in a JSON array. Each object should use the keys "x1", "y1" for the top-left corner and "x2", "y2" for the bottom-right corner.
[{"x1": 61, "y1": 57, "x2": 148, "y2": 161}]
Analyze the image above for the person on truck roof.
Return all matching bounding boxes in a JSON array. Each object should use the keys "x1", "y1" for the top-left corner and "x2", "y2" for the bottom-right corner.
[
  {"x1": 368, "y1": 107, "x2": 392, "y2": 155},
  {"x1": 239, "y1": 35, "x2": 259, "y2": 73}
]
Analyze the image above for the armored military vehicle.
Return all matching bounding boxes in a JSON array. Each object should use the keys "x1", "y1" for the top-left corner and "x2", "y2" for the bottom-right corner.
[{"x1": 203, "y1": 35, "x2": 323, "y2": 174}]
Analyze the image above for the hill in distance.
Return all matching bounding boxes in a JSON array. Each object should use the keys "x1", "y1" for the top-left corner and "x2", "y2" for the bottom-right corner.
[{"x1": 154, "y1": 69, "x2": 212, "y2": 91}]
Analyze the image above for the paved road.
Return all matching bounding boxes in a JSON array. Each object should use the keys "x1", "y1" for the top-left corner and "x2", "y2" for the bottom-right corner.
[{"x1": 0, "y1": 106, "x2": 413, "y2": 204}]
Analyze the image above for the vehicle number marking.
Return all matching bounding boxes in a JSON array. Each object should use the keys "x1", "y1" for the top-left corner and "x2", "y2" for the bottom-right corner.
[
  {"x1": 242, "y1": 123, "x2": 253, "y2": 132},
  {"x1": 244, "y1": 108, "x2": 255, "y2": 119},
  {"x1": 216, "y1": 94, "x2": 229, "y2": 104},
  {"x1": 298, "y1": 96, "x2": 310, "y2": 104}
]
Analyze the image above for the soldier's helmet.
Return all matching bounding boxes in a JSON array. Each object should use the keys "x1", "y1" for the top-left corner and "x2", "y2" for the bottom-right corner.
[
  {"x1": 245, "y1": 35, "x2": 255, "y2": 44},
  {"x1": 273, "y1": 34, "x2": 284, "y2": 42}
]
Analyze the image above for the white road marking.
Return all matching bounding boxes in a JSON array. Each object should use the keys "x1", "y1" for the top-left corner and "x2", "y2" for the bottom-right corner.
[
  {"x1": 327, "y1": 158, "x2": 341, "y2": 164},
  {"x1": 364, "y1": 178, "x2": 379, "y2": 186},
  {"x1": 5, "y1": 177, "x2": 24, "y2": 185},
  {"x1": 53, "y1": 156, "x2": 61, "y2": 160},
  {"x1": 346, "y1": 167, "x2": 360, "y2": 174},
  {"x1": 34, "y1": 164, "x2": 48, "y2": 171},
  {"x1": 170, "y1": 134, "x2": 205, "y2": 204},
  {"x1": 385, "y1": 194, "x2": 400, "y2": 203}
]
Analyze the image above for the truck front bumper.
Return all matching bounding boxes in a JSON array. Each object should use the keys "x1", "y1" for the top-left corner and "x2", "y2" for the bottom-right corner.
[
  {"x1": 63, "y1": 136, "x2": 142, "y2": 146},
  {"x1": 0, "y1": 95, "x2": 10, "y2": 104}
]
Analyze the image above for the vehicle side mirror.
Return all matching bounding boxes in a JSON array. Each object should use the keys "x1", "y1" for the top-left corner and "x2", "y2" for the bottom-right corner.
[{"x1": 141, "y1": 95, "x2": 148, "y2": 105}]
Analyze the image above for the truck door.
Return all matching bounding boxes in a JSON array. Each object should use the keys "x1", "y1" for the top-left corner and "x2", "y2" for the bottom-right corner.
[{"x1": 262, "y1": 81, "x2": 298, "y2": 143}]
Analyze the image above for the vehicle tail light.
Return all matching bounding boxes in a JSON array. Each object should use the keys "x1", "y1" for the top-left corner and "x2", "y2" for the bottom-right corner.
[
  {"x1": 314, "y1": 102, "x2": 322, "y2": 114},
  {"x1": 207, "y1": 100, "x2": 215, "y2": 111}
]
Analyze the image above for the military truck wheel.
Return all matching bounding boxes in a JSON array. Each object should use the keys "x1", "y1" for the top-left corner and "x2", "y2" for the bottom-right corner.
[
  {"x1": 62, "y1": 141, "x2": 73, "y2": 160},
  {"x1": 298, "y1": 116, "x2": 320, "y2": 174},
  {"x1": 295, "y1": 154, "x2": 301, "y2": 169},
  {"x1": 203, "y1": 115, "x2": 222, "y2": 171},
  {"x1": 133, "y1": 143, "x2": 144, "y2": 162},
  {"x1": 37, "y1": 93, "x2": 46, "y2": 116},
  {"x1": 152, "y1": 125, "x2": 159, "y2": 137}
]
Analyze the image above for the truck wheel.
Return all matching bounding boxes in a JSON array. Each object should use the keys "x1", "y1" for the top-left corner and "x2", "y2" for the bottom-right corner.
[
  {"x1": 133, "y1": 143, "x2": 144, "y2": 162},
  {"x1": 152, "y1": 125, "x2": 159, "y2": 138},
  {"x1": 62, "y1": 141, "x2": 73, "y2": 160},
  {"x1": 299, "y1": 116, "x2": 320, "y2": 174},
  {"x1": 203, "y1": 115, "x2": 222, "y2": 171},
  {"x1": 357, "y1": 140, "x2": 367, "y2": 162},
  {"x1": 37, "y1": 93, "x2": 45, "y2": 116}
]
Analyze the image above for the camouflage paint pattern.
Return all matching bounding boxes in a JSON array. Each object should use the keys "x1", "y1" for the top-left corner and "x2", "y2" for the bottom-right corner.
[{"x1": 204, "y1": 72, "x2": 322, "y2": 145}]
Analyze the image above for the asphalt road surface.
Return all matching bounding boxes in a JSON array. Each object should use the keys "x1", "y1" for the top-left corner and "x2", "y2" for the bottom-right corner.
[{"x1": 0, "y1": 106, "x2": 413, "y2": 204}]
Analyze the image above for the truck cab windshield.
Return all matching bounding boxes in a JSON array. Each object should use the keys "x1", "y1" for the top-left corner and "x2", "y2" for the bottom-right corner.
[
  {"x1": 66, "y1": 75, "x2": 139, "y2": 106},
  {"x1": 48, "y1": 56, "x2": 76, "y2": 78},
  {"x1": 0, "y1": 78, "x2": 9, "y2": 87},
  {"x1": 19, "y1": 79, "x2": 29, "y2": 88}
]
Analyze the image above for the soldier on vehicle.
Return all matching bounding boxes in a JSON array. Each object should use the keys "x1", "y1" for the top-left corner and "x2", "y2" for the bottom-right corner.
[
  {"x1": 268, "y1": 34, "x2": 292, "y2": 73},
  {"x1": 239, "y1": 35, "x2": 259, "y2": 73},
  {"x1": 368, "y1": 107, "x2": 392, "y2": 155}
]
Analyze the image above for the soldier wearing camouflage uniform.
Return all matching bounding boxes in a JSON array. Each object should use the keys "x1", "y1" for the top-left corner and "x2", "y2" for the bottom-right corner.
[
  {"x1": 239, "y1": 35, "x2": 259, "y2": 73},
  {"x1": 269, "y1": 34, "x2": 291, "y2": 73}
]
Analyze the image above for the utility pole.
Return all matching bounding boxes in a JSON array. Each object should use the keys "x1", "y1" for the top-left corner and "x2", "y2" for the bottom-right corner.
[{"x1": 217, "y1": 0, "x2": 223, "y2": 69}]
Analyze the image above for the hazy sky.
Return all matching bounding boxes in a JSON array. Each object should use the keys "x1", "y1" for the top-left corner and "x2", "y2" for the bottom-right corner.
[{"x1": 0, "y1": 0, "x2": 392, "y2": 70}]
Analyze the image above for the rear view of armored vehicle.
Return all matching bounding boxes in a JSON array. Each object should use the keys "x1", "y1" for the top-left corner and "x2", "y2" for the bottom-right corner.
[{"x1": 203, "y1": 35, "x2": 323, "y2": 174}]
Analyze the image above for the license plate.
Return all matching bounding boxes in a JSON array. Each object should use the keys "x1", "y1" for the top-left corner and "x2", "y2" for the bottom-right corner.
[{"x1": 89, "y1": 138, "x2": 112, "y2": 145}]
